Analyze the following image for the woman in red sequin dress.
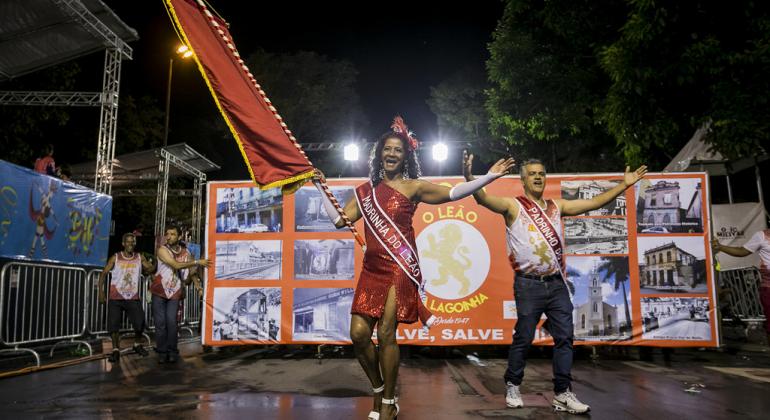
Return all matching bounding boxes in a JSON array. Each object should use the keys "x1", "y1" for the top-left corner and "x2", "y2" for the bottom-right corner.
[{"x1": 314, "y1": 117, "x2": 514, "y2": 420}]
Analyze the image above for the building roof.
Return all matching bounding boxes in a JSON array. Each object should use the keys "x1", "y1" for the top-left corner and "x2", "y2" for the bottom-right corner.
[{"x1": 69, "y1": 143, "x2": 220, "y2": 187}]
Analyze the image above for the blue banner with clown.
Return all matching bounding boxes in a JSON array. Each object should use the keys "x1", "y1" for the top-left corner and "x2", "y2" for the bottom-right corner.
[{"x1": 0, "y1": 159, "x2": 112, "y2": 266}]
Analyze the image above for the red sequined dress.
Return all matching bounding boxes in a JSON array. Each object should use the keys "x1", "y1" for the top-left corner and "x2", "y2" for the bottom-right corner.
[{"x1": 351, "y1": 181, "x2": 433, "y2": 324}]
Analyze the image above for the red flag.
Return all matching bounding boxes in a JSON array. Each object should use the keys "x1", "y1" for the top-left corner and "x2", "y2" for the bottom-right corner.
[{"x1": 165, "y1": 0, "x2": 313, "y2": 191}]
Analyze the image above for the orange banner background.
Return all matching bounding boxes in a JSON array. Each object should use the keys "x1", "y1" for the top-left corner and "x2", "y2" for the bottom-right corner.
[{"x1": 202, "y1": 172, "x2": 718, "y2": 348}]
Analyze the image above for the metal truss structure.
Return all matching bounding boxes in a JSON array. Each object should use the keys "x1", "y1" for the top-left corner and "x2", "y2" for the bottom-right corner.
[
  {"x1": 155, "y1": 149, "x2": 206, "y2": 244},
  {"x1": 0, "y1": 91, "x2": 103, "y2": 106},
  {"x1": 0, "y1": 0, "x2": 133, "y2": 195}
]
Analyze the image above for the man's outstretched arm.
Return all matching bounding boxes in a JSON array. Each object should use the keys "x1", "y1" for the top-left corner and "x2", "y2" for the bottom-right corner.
[
  {"x1": 560, "y1": 165, "x2": 648, "y2": 216},
  {"x1": 463, "y1": 151, "x2": 515, "y2": 216},
  {"x1": 712, "y1": 239, "x2": 753, "y2": 258}
]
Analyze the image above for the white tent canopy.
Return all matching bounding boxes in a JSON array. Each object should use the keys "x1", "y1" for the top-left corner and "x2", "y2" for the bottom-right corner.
[
  {"x1": 666, "y1": 123, "x2": 767, "y2": 204},
  {"x1": 664, "y1": 124, "x2": 727, "y2": 174}
]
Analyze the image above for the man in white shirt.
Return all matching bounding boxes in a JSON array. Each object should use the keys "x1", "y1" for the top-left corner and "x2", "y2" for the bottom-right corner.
[{"x1": 713, "y1": 229, "x2": 770, "y2": 342}]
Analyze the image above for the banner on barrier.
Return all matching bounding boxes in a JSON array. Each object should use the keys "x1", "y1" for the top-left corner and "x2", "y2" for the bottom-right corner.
[
  {"x1": 0, "y1": 160, "x2": 112, "y2": 266},
  {"x1": 202, "y1": 173, "x2": 718, "y2": 347},
  {"x1": 712, "y1": 202, "x2": 767, "y2": 270}
]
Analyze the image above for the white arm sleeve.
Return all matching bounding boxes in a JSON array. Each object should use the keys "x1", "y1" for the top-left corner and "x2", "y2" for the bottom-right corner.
[
  {"x1": 449, "y1": 172, "x2": 500, "y2": 201},
  {"x1": 313, "y1": 180, "x2": 342, "y2": 224}
]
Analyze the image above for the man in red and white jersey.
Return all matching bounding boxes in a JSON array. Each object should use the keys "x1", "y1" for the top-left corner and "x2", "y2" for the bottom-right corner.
[
  {"x1": 464, "y1": 153, "x2": 647, "y2": 415},
  {"x1": 152, "y1": 225, "x2": 209, "y2": 363},
  {"x1": 98, "y1": 233, "x2": 155, "y2": 363}
]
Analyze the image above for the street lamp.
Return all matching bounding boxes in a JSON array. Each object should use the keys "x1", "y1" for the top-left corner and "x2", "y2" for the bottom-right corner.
[{"x1": 163, "y1": 44, "x2": 194, "y2": 147}]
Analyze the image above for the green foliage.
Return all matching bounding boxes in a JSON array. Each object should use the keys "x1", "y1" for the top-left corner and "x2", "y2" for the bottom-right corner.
[
  {"x1": 0, "y1": 63, "x2": 81, "y2": 166},
  {"x1": 427, "y1": 66, "x2": 507, "y2": 163},
  {"x1": 115, "y1": 95, "x2": 164, "y2": 154},
  {"x1": 599, "y1": 0, "x2": 770, "y2": 166},
  {"x1": 245, "y1": 50, "x2": 368, "y2": 143},
  {"x1": 486, "y1": 0, "x2": 769, "y2": 170},
  {"x1": 485, "y1": 0, "x2": 627, "y2": 171}
]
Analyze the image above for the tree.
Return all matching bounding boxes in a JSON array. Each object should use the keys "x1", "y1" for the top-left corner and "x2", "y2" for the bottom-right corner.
[
  {"x1": 485, "y1": 0, "x2": 628, "y2": 171},
  {"x1": 599, "y1": 0, "x2": 770, "y2": 167},
  {"x1": 427, "y1": 66, "x2": 513, "y2": 164},
  {"x1": 114, "y1": 95, "x2": 164, "y2": 154},
  {"x1": 245, "y1": 50, "x2": 368, "y2": 144},
  {"x1": 0, "y1": 62, "x2": 81, "y2": 166},
  {"x1": 596, "y1": 256, "x2": 632, "y2": 333}
]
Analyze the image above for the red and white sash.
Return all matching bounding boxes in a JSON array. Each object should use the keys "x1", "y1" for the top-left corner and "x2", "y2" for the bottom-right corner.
[
  {"x1": 515, "y1": 196, "x2": 572, "y2": 296},
  {"x1": 355, "y1": 182, "x2": 423, "y2": 289}
]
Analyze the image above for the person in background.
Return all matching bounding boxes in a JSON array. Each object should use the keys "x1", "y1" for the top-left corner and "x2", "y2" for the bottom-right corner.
[
  {"x1": 151, "y1": 225, "x2": 209, "y2": 363},
  {"x1": 34, "y1": 143, "x2": 56, "y2": 176},
  {"x1": 713, "y1": 229, "x2": 770, "y2": 343}
]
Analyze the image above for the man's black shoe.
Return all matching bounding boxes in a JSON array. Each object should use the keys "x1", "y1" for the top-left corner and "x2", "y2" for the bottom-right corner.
[{"x1": 108, "y1": 349, "x2": 120, "y2": 363}]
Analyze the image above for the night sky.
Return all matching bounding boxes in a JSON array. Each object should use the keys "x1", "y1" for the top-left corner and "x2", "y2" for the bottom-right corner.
[{"x1": 101, "y1": 0, "x2": 504, "y2": 179}]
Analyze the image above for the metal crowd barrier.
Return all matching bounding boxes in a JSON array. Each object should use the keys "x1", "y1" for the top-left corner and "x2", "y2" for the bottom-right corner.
[
  {"x1": 719, "y1": 267, "x2": 766, "y2": 321},
  {"x1": 86, "y1": 269, "x2": 151, "y2": 345},
  {"x1": 181, "y1": 282, "x2": 202, "y2": 333},
  {"x1": 85, "y1": 268, "x2": 202, "y2": 340},
  {"x1": 0, "y1": 262, "x2": 90, "y2": 366},
  {"x1": 0, "y1": 261, "x2": 205, "y2": 367}
]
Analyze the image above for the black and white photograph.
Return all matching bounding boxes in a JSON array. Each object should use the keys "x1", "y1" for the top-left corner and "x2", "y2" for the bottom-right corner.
[
  {"x1": 294, "y1": 186, "x2": 354, "y2": 232},
  {"x1": 641, "y1": 297, "x2": 711, "y2": 341},
  {"x1": 294, "y1": 240, "x2": 355, "y2": 280},
  {"x1": 293, "y1": 288, "x2": 354, "y2": 342},
  {"x1": 564, "y1": 217, "x2": 628, "y2": 255},
  {"x1": 215, "y1": 186, "x2": 283, "y2": 233},
  {"x1": 567, "y1": 256, "x2": 632, "y2": 341},
  {"x1": 637, "y1": 236, "x2": 708, "y2": 294},
  {"x1": 636, "y1": 177, "x2": 704, "y2": 233},
  {"x1": 561, "y1": 180, "x2": 626, "y2": 216},
  {"x1": 215, "y1": 240, "x2": 282, "y2": 280},
  {"x1": 212, "y1": 287, "x2": 281, "y2": 342}
]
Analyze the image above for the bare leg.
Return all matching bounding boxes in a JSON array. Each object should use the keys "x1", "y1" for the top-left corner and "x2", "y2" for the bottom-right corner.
[
  {"x1": 379, "y1": 286, "x2": 399, "y2": 420},
  {"x1": 350, "y1": 313, "x2": 383, "y2": 414},
  {"x1": 110, "y1": 332, "x2": 120, "y2": 350}
]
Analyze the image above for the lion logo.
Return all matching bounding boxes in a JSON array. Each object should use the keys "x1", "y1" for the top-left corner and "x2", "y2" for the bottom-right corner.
[
  {"x1": 422, "y1": 223, "x2": 473, "y2": 295},
  {"x1": 417, "y1": 219, "x2": 490, "y2": 299}
]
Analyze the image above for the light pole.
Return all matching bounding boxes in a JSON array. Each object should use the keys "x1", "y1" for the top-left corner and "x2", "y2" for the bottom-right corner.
[{"x1": 163, "y1": 44, "x2": 193, "y2": 147}]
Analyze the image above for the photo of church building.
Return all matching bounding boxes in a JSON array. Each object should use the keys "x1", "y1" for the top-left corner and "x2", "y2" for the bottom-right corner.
[{"x1": 567, "y1": 256, "x2": 632, "y2": 342}]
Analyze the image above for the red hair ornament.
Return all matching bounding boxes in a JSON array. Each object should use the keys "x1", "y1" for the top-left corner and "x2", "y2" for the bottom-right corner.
[{"x1": 390, "y1": 116, "x2": 419, "y2": 151}]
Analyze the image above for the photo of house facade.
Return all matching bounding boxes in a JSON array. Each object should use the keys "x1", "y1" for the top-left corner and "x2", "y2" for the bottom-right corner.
[
  {"x1": 638, "y1": 237, "x2": 707, "y2": 294},
  {"x1": 215, "y1": 187, "x2": 283, "y2": 233},
  {"x1": 636, "y1": 179, "x2": 703, "y2": 233}
]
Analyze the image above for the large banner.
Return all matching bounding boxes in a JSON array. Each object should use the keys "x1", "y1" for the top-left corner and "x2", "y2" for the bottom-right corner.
[
  {"x1": 0, "y1": 160, "x2": 112, "y2": 266},
  {"x1": 712, "y1": 202, "x2": 767, "y2": 270},
  {"x1": 203, "y1": 172, "x2": 718, "y2": 347}
]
